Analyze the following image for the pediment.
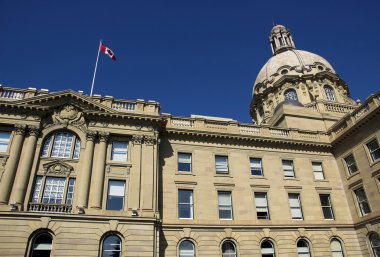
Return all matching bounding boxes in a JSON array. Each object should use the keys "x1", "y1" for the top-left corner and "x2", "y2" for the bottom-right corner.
[{"x1": 43, "y1": 160, "x2": 73, "y2": 177}]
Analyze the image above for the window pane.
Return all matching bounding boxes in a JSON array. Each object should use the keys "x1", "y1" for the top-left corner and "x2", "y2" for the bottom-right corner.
[
  {"x1": 250, "y1": 158, "x2": 263, "y2": 176},
  {"x1": 107, "y1": 180, "x2": 125, "y2": 211},
  {"x1": 65, "y1": 178, "x2": 76, "y2": 205},
  {"x1": 344, "y1": 154, "x2": 358, "y2": 174},
  {"x1": 111, "y1": 141, "x2": 128, "y2": 161},
  {"x1": 330, "y1": 239, "x2": 344, "y2": 257},
  {"x1": 284, "y1": 89, "x2": 298, "y2": 101},
  {"x1": 32, "y1": 176, "x2": 43, "y2": 203},
  {"x1": 367, "y1": 140, "x2": 380, "y2": 161},
  {"x1": 102, "y1": 235, "x2": 121, "y2": 257},
  {"x1": 354, "y1": 188, "x2": 371, "y2": 215},
  {"x1": 41, "y1": 136, "x2": 52, "y2": 157},
  {"x1": 370, "y1": 233, "x2": 380, "y2": 257},
  {"x1": 178, "y1": 153, "x2": 192, "y2": 172},
  {"x1": 32, "y1": 233, "x2": 52, "y2": 257},
  {"x1": 222, "y1": 241, "x2": 236, "y2": 257},
  {"x1": 0, "y1": 131, "x2": 11, "y2": 152},
  {"x1": 215, "y1": 156, "x2": 228, "y2": 173},
  {"x1": 42, "y1": 177, "x2": 66, "y2": 204},
  {"x1": 73, "y1": 138, "x2": 81, "y2": 159},
  {"x1": 179, "y1": 240, "x2": 195, "y2": 257},
  {"x1": 178, "y1": 190, "x2": 193, "y2": 219},
  {"x1": 325, "y1": 86, "x2": 336, "y2": 101},
  {"x1": 218, "y1": 192, "x2": 232, "y2": 219}
]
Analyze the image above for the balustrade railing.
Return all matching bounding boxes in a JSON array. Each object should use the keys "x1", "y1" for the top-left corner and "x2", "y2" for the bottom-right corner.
[
  {"x1": 171, "y1": 118, "x2": 194, "y2": 127},
  {"x1": 28, "y1": 203, "x2": 72, "y2": 213},
  {"x1": 239, "y1": 125, "x2": 261, "y2": 135},
  {"x1": 112, "y1": 101, "x2": 136, "y2": 111},
  {"x1": 0, "y1": 90, "x2": 25, "y2": 100}
]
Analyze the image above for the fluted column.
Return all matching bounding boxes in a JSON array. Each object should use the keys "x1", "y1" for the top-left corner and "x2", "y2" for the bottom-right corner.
[
  {"x1": 0, "y1": 125, "x2": 25, "y2": 204},
  {"x1": 90, "y1": 132, "x2": 109, "y2": 209},
  {"x1": 10, "y1": 126, "x2": 40, "y2": 205},
  {"x1": 77, "y1": 131, "x2": 96, "y2": 208}
]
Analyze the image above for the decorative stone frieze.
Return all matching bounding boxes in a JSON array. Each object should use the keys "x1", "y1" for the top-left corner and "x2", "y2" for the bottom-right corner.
[
  {"x1": 42, "y1": 104, "x2": 87, "y2": 132},
  {"x1": 43, "y1": 160, "x2": 73, "y2": 177}
]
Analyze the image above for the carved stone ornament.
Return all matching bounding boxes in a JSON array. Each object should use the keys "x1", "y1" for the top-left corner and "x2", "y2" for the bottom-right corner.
[
  {"x1": 132, "y1": 135, "x2": 144, "y2": 144},
  {"x1": 43, "y1": 160, "x2": 73, "y2": 177},
  {"x1": 86, "y1": 131, "x2": 97, "y2": 141},
  {"x1": 43, "y1": 104, "x2": 87, "y2": 132},
  {"x1": 144, "y1": 136, "x2": 156, "y2": 145},
  {"x1": 28, "y1": 126, "x2": 40, "y2": 137},
  {"x1": 98, "y1": 132, "x2": 110, "y2": 143},
  {"x1": 14, "y1": 124, "x2": 26, "y2": 135}
]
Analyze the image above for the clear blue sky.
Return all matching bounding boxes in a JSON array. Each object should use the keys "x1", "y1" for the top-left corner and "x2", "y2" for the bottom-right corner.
[{"x1": 1, "y1": 0, "x2": 379, "y2": 123}]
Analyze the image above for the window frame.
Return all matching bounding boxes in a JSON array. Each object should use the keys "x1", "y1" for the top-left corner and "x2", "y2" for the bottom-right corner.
[
  {"x1": 179, "y1": 239, "x2": 196, "y2": 257},
  {"x1": 101, "y1": 234, "x2": 122, "y2": 257},
  {"x1": 110, "y1": 140, "x2": 129, "y2": 162},
  {"x1": 324, "y1": 85, "x2": 336, "y2": 102},
  {"x1": 218, "y1": 191, "x2": 233, "y2": 220},
  {"x1": 297, "y1": 239, "x2": 312, "y2": 257},
  {"x1": 319, "y1": 194, "x2": 334, "y2": 220},
  {"x1": 29, "y1": 232, "x2": 53, "y2": 257},
  {"x1": 353, "y1": 187, "x2": 371, "y2": 216},
  {"x1": 41, "y1": 132, "x2": 81, "y2": 160},
  {"x1": 250, "y1": 157, "x2": 263, "y2": 176},
  {"x1": 344, "y1": 154, "x2": 358, "y2": 175},
  {"x1": 178, "y1": 152, "x2": 192, "y2": 173},
  {"x1": 330, "y1": 238, "x2": 345, "y2": 257},
  {"x1": 282, "y1": 159, "x2": 295, "y2": 178},
  {"x1": 312, "y1": 162, "x2": 325, "y2": 180},
  {"x1": 106, "y1": 180, "x2": 126, "y2": 211},
  {"x1": 261, "y1": 240, "x2": 276, "y2": 257},
  {"x1": 288, "y1": 193, "x2": 303, "y2": 220},
  {"x1": 215, "y1": 155, "x2": 229, "y2": 174},
  {"x1": 366, "y1": 139, "x2": 380, "y2": 163},
  {"x1": 221, "y1": 240, "x2": 237, "y2": 257},
  {"x1": 284, "y1": 89, "x2": 298, "y2": 101},
  {"x1": 178, "y1": 189, "x2": 194, "y2": 219},
  {"x1": 254, "y1": 192, "x2": 270, "y2": 220},
  {"x1": 369, "y1": 233, "x2": 380, "y2": 257}
]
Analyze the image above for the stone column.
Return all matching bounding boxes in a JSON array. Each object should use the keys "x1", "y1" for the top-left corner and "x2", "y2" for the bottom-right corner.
[
  {"x1": 128, "y1": 135, "x2": 143, "y2": 210},
  {"x1": 90, "y1": 132, "x2": 109, "y2": 209},
  {"x1": 10, "y1": 126, "x2": 40, "y2": 205},
  {"x1": 0, "y1": 125, "x2": 25, "y2": 204},
  {"x1": 141, "y1": 136, "x2": 156, "y2": 210},
  {"x1": 77, "y1": 131, "x2": 96, "y2": 208}
]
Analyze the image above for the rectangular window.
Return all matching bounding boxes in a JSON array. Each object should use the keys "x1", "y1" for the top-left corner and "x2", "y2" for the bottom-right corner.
[
  {"x1": 354, "y1": 187, "x2": 371, "y2": 216},
  {"x1": 319, "y1": 194, "x2": 334, "y2": 220},
  {"x1": 254, "y1": 192, "x2": 270, "y2": 219},
  {"x1": 0, "y1": 131, "x2": 11, "y2": 153},
  {"x1": 215, "y1": 155, "x2": 229, "y2": 174},
  {"x1": 312, "y1": 162, "x2": 325, "y2": 180},
  {"x1": 288, "y1": 193, "x2": 303, "y2": 220},
  {"x1": 107, "y1": 180, "x2": 125, "y2": 211},
  {"x1": 111, "y1": 141, "x2": 128, "y2": 161},
  {"x1": 367, "y1": 139, "x2": 380, "y2": 162},
  {"x1": 250, "y1": 158, "x2": 263, "y2": 176},
  {"x1": 31, "y1": 176, "x2": 43, "y2": 203},
  {"x1": 344, "y1": 154, "x2": 358, "y2": 175},
  {"x1": 65, "y1": 178, "x2": 76, "y2": 205},
  {"x1": 42, "y1": 177, "x2": 66, "y2": 204},
  {"x1": 178, "y1": 153, "x2": 192, "y2": 173},
  {"x1": 178, "y1": 189, "x2": 193, "y2": 219},
  {"x1": 218, "y1": 191, "x2": 233, "y2": 219},
  {"x1": 282, "y1": 160, "x2": 295, "y2": 178}
]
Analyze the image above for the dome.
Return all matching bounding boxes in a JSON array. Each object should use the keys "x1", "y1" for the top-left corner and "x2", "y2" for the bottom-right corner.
[{"x1": 254, "y1": 49, "x2": 336, "y2": 87}]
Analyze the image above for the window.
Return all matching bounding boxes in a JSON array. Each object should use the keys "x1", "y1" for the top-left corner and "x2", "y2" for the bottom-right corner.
[
  {"x1": 179, "y1": 240, "x2": 195, "y2": 257},
  {"x1": 30, "y1": 233, "x2": 52, "y2": 257},
  {"x1": 221, "y1": 240, "x2": 236, "y2": 257},
  {"x1": 215, "y1": 156, "x2": 229, "y2": 174},
  {"x1": 178, "y1": 190, "x2": 193, "y2": 219},
  {"x1": 344, "y1": 154, "x2": 358, "y2": 175},
  {"x1": 354, "y1": 187, "x2": 371, "y2": 215},
  {"x1": 330, "y1": 239, "x2": 344, "y2": 257},
  {"x1": 106, "y1": 180, "x2": 125, "y2": 211},
  {"x1": 312, "y1": 162, "x2": 325, "y2": 180},
  {"x1": 367, "y1": 139, "x2": 380, "y2": 162},
  {"x1": 324, "y1": 86, "x2": 336, "y2": 102},
  {"x1": 282, "y1": 160, "x2": 295, "y2": 178},
  {"x1": 261, "y1": 241, "x2": 275, "y2": 257},
  {"x1": 250, "y1": 158, "x2": 263, "y2": 176},
  {"x1": 41, "y1": 132, "x2": 80, "y2": 159},
  {"x1": 369, "y1": 233, "x2": 380, "y2": 257},
  {"x1": 319, "y1": 194, "x2": 334, "y2": 220},
  {"x1": 31, "y1": 176, "x2": 76, "y2": 205},
  {"x1": 284, "y1": 89, "x2": 298, "y2": 101},
  {"x1": 111, "y1": 141, "x2": 128, "y2": 161},
  {"x1": 102, "y1": 234, "x2": 121, "y2": 257},
  {"x1": 289, "y1": 193, "x2": 303, "y2": 220},
  {"x1": 254, "y1": 192, "x2": 270, "y2": 219},
  {"x1": 178, "y1": 153, "x2": 192, "y2": 173},
  {"x1": 218, "y1": 191, "x2": 233, "y2": 220},
  {"x1": 297, "y1": 240, "x2": 311, "y2": 257},
  {"x1": 0, "y1": 131, "x2": 11, "y2": 152}
]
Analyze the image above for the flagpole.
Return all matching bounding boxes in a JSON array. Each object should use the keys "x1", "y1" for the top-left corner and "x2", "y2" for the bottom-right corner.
[{"x1": 90, "y1": 40, "x2": 102, "y2": 96}]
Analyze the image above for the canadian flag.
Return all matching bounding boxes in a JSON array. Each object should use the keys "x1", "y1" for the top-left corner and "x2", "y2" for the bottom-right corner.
[{"x1": 100, "y1": 43, "x2": 116, "y2": 61}]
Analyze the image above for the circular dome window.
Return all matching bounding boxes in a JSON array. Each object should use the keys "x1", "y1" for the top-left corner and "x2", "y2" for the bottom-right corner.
[
  {"x1": 281, "y1": 69, "x2": 288, "y2": 75},
  {"x1": 317, "y1": 65, "x2": 324, "y2": 71}
]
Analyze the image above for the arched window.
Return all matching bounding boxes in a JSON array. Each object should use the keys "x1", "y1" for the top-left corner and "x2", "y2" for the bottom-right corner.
[
  {"x1": 369, "y1": 233, "x2": 380, "y2": 257},
  {"x1": 41, "y1": 132, "x2": 80, "y2": 159},
  {"x1": 297, "y1": 240, "x2": 311, "y2": 257},
  {"x1": 222, "y1": 240, "x2": 236, "y2": 257},
  {"x1": 284, "y1": 89, "x2": 298, "y2": 101},
  {"x1": 261, "y1": 240, "x2": 275, "y2": 257},
  {"x1": 324, "y1": 86, "x2": 336, "y2": 102},
  {"x1": 102, "y1": 234, "x2": 122, "y2": 257},
  {"x1": 330, "y1": 239, "x2": 344, "y2": 257},
  {"x1": 30, "y1": 233, "x2": 52, "y2": 257},
  {"x1": 179, "y1": 240, "x2": 195, "y2": 257}
]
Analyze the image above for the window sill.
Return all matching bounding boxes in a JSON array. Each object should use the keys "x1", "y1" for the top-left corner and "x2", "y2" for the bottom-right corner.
[
  {"x1": 284, "y1": 177, "x2": 299, "y2": 181},
  {"x1": 40, "y1": 157, "x2": 79, "y2": 163},
  {"x1": 369, "y1": 158, "x2": 380, "y2": 167},
  {"x1": 314, "y1": 179, "x2": 329, "y2": 182},
  {"x1": 176, "y1": 172, "x2": 195, "y2": 176},
  {"x1": 179, "y1": 218, "x2": 194, "y2": 220},
  {"x1": 250, "y1": 176, "x2": 267, "y2": 180},
  {"x1": 106, "y1": 161, "x2": 132, "y2": 167},
  {"x1": 214, "y1": 174, "x2": 233, "y2": 178}
]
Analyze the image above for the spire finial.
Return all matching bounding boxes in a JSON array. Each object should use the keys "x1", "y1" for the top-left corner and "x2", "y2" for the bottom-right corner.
[{"x1": 269, "y1": 25, "x2": 296, "y2": 55}]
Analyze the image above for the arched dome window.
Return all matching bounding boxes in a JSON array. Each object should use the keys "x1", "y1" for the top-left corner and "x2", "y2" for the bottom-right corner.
[
  {"x1": 297, "y1": 239, "x2": 311, "y2": 257},
  {"x1": 284, "y1": 89, "x2": 298, "y2": 101},
  {"x1": 102, "y1": 234, "x2": 122, "y2": 257},
  {"x1": 41, "y1": 132, "x2": 80, "y2": 159},
  {"x1": 179, "y1": 240, "x2": 195, "y2": 257},
  {"x1": 221, "y1": 240, "x2": 236, "y2": 257},
  {"x1": 330, "y1": 239, "x2": 344, "y2": 257},
  {"x1": 261, "y1": 240, "x2": 275, "y2": 257},
  {"x1": 324, "y1": 86, "x2": 336, "y2": 102},
  {"x1": 30, "y1": 233, "x2": 52, "y2": 257},
  {"x1": 369, "y1": 233, "x2": 380, "y2": 257}
]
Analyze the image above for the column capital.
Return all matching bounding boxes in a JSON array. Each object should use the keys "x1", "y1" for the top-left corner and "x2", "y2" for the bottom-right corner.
[
  {"x1": 144, "y1": 135, "x2": 156, "y2": 145},
  {"x1": 132, "y1": 135, "x2": 144, "y2": 145},
  {"x1": 27, "y1": 126, "x2": 40, "y2": 137},
  {"x1": 14, "y1": 124, "x2": 26, "y2": 135},
  {"x1": 98, "y1": 132, "x2": 110, "y2": 143},
  {"x1": 86, "y1": 131, "x2": 97, "y2": 141}
]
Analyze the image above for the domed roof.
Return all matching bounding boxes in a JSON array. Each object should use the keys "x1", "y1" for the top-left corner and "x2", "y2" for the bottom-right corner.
[{"x1": 254, "y1": 49, "x2": 336, "y2": 86}]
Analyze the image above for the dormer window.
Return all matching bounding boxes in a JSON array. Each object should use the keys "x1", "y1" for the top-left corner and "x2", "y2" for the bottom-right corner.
[
  {"x1": 324, "y1": 86, "x2": 336, "y2": 102},
  {"x1": 41, "y1": 132, "x2": 81, "y2": 159},
  {"x1": 284, "y1": 89, "x2": 298, "y2": 101}
]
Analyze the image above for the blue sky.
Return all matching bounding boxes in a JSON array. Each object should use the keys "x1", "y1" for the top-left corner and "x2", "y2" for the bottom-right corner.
[{"x1": 1, "y1": 0, "x2": 379, "y2": 123}]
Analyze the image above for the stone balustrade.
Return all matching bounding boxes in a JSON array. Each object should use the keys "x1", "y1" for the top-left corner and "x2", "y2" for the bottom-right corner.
[
  {"x1": 28, "y1": 203, "x2": 72, "y2": 213},
  {"x1": 304, "y1": 100, "x2": 357, "y2": 114}
]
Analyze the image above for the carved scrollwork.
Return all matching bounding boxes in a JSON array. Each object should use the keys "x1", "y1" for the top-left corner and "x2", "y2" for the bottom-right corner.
[
  {"x1": 132, "y1": 135, "x2": 144, "y2": 145},
  {"x1": 43, "y1": 104, "x2": 87, "y2": 132},
  {"x1": 86, "y1": 131, "x2": 97, "y2": 142},
  {"x1": 28, "y1": 126, "x2": 40, "y2": 137},
  {"x1": 98, "y1": 132, "x2": 110, "y2": 143},
  {"x1": 43, "y1": 160, "x2": 73, "y2": 177},
  {"x1": 144, "y1": 136, "x2": 156, "y2": 145},
  {"x1": 14, "y1": 124, "x2": 26, "y2": 135}
]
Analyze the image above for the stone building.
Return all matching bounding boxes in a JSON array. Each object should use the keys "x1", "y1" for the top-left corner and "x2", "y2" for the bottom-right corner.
[{"x1": 0, "y1": 25, "x2": 379, "y2": 257}]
